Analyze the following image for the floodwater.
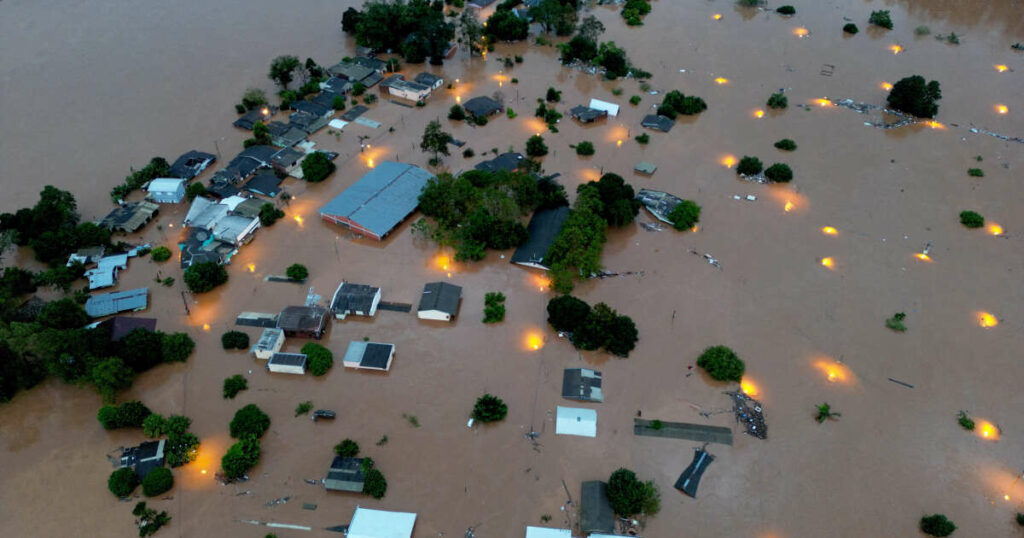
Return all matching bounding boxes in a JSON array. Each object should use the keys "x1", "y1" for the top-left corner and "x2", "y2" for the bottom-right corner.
[{"x1": 2, "y1": 0, "x2": 1024, "y2": 536}]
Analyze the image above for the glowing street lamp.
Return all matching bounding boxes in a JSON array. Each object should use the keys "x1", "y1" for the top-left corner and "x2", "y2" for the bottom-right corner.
[
  {"x1": 996, "y1": 104, "x2": 1009, "y2": 115},
  {"x1": 881, "y1": 82, "x2": 893, "y2": 91},
  {"x1": 793, "y1": 27, "x2": 809, "y2": 38},
  {"x1": 978, "y1": 312, "x2": 998, "y2": 328},
  {"x1": 720, "y1": 155, "x2": 737, "y2": 168},
  {"x1": 995, "y1": 64, "x2": 1009, "y2": 73},
  {"x1": 753, "y1": 109, "x2": 765, "y2": 118},
  {"x1": 714, "y1": 77, "x2": 729, "y2": 85},
  {"x1": 988, "y1": 223, "x2": 1003, "y2": 236},
  {"x1": 820, "y1": 257, "x2": 834, "y2": 269},
  {"x1": 821, "y1": 226, "x2": 837, "y2": 235},
  {"x1": 889, "y1": 44, "x2": 903, "y2": 55},
  {"x1": 784, "y1": 200, "x2": 794, "y2": 212},
  {"x1": 712, "y1": 13, "x2": 722, "y2": 20}
]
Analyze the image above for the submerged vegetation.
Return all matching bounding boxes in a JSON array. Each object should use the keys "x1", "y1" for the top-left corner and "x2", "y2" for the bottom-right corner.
[
  {"x1": 887, "y1": 75, "x2": 942, "y2": 118},
  {"x1": 885, "y1": 312, "x2": 907, "y2": 332},
  {"x1": 697, "y1": 345, "x2": 744, "y2": 382},
  {"x1": 546, "y1": 295, "x2": 639, "y2": 357},
  {"x1": 607, "y1": 468, "x2": 660, "y2": 517}
]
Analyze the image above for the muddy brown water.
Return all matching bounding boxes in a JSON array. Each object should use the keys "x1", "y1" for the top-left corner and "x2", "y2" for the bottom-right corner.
[{"x1": 2, "y1": 0, "x2": 1023, "y2": 536}]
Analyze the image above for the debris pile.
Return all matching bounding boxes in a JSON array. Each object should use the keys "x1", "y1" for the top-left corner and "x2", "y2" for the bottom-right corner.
[{"x1": 727, "y1": 391, "x2": 767, "y2": 439}]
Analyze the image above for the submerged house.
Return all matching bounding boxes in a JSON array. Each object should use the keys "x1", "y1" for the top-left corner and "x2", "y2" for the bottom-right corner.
[
  {"x1": 463, "y1": 96, "x2": 504, "y2": 118},
  {"x1": 319, "y1": 161, "x2": 433, "y2": 240},
  {"x1": 277, "y1": 305, "x2": 329, "y2": 339},
  {"x1": 98, "y1": 201, "x2": 160, "y2": 233},
  {"x1": 251, "y1": 327, "x2": 285, "y2": 360},
  {"x1": 580, "y1": 481, "x2": 615, "y2": 535},
  {"x1": 636, "y1": 188, "x2": 685, "y2": 225},
  {"x1": 417, "y1": 282, "x2": 462, "y2": 322},
  {"x1": 562, "y1": 368, "x2": 603, "y2": 403},
  {"x1": 342, "y1": 341, "x2": 395, "y2": 371},
  {"x1": 267, "y1": 352, "x2": 307, "y2": 374},
  {"x1": 510, "y1": 206, "x2": 570, "y2": 270},
  {"x1": 242, "y1": 169, "x2": 283, "y2": 198},
  {"x1": 641, "y1": 114, "x2": 675, "y2": 133},
  {"x1": 414, "y1": 72, "x2": 443, "y2": 90},
  {"x1": 347, "y1": 507, "x2": 417, "y2": 538},
  {"x1": 555, "y1": 406, "x2": 597, "y2": 438},
  {"x1": 84, "y1": 254, "x2": 129, "y2": 290},
  {"x1": 85, "y1": 287, "x2": 149, "y2": 318},
  {"x1": 270, "y1": 147, "x2": 304, "y2": 175},
  {"x1": 178, "y1": 228, "x2": 237, "y2": 268},
  {"x1": 327, "y1": 61, "x2": 381, "y2": 87},
  {"x1": 212, "y1": 215, "x2": 260, "y2": 246},
  {"x1": 146, "y1": 178, "x2": 186, "y2": 203},
  {"x1": 324, "y1": 456, "x2": 366, "y2": 492},
  {"x1": 330, "y1": 282, "x2": 382, "y2": 319},
  {"x1": 474, "y1": 152, "x2": 524, "y2": 173},
  {"x1": 120, "y1": 440, "x2": 166, "y2": 479},
  {"x1": 388, "y1": 78, "x2": 431, "y2": 102},
  {"x1": 96, "y1": 316, "x2": 157, "y2": 341},
  {"x1": 289, "y1": 101, "x2": 333, "y2": 134},
  {"x1": 569, "y1": 105, "x2": 608, "y2": 123},
  {"x1": 168, "y1": 150, "x2": 216, "y2": 180},
  {"x1": 267, "y1": 121, "x2": 307, "y2": 148},
  {"x1": 233, "y1": 107, "x2": 272, "y2": 130}
]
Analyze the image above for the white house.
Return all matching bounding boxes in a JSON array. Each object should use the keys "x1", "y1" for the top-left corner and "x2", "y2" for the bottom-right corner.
[
  {"x1": 342, "y1": 341, "x2": 395, "y2": 371},
  {"x1": 389, "y1": 79, "x2": 432, "y2": 102},
  {"x1": 555, "y1": 406, "x2": 597, "y2": 437},
  {"x1": 588, "y1": 98, "x2": 620, "y2": 117},
  {"x1": 416, "y1": 282, "x2": 462, "y2": 322},
  {"x1": 251, "y1": 328, "x2": 285, "y2": 359},
  {"x1": 525, "y1": 527, "x2": 572, "y2": 538},
  {"x1": 212, "y1": 215, "x2": 260, "y2": 245},
  {"x1": 267, "y1": 352, "x2": 307, "y2": 374},
  {"x1": 147, "y1": 178, "x2": 186, "y2": 203},
  {"x1": 347, "y1": 507, "x2": 417, "y2": 538},
  {"x1": 331, "y1": 282, "x2": 381, "y2": 320}
]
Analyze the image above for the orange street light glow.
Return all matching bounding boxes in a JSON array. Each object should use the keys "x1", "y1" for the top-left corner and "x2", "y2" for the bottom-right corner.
[
  {"x1": 714, "y1": 77, "x2": 729, "y2": 85},
  {"x1": 784, "y1": 200, "x2": 794, "y2": 212},
  {"x1": 525, "y1": 332, "x2": 544, "y2": 351},
  {"x1": 977, "y1": 421, "x2": 999, "y2": 440},
  {"x1": 368, "y1": 159, "x2": 375, "y2": 167},
  {"x1": 820, "y1": 257, "x2": 834, "y2": 268},
  {"x1": 202, "y1": 323, "x2": 210, "y2": 332},
  {"x1": 435, "y1": 254, "x2": 450, "y2": 271},
  {"x1": 814, "y1": 98, "x2": 833, "y2": 107},
  {"x1": 201, "y1": 469, "x2": 207, "y2": 475},
  {"x1": 293, "y1": 215, "x2": 304, "y2": 226},
  {"x1": 617, "y1": 139, "x2": 623, "y2": 147},
  {"x1": 996, "y1": 104, "x2": 1009, "y2": 114},
  {"x1": 915, "y1": 252, "x2": 932, "y2": 262},
  {"x1": 995, "y1": 64, "x2": 1009, "y2": 72},
  {"x1": 978, "y1": 312, "x2": 998, "y2": 328},
  {"x1": 813, "y1": 359, "x2": 851, "y2": 384},
  {"x1": 691, "y1": 225, "x2": 700, "y2": 233},
  {"x1": 740, "y1": 378, "x2": 759, "y2": 397},
  {"x1": 881, "y1": 82, "x2": 893, "y2": 91},
  {"x1": 753, "y1": 109, "x2": 765, "y2": 118},
  {"x1": 721, "y1": 155, "x2": 737, "y2": 168},
  {"x1": 712, "y1": 13, "x2": 722, "y2": 20},
  {"x1": 988, "y1": 223, "x2": 1003, "y2": 236},
  {"x1": 532, "y1": 274, "x2": 551, "y2": 291},
  {"x1": 889, "y1": 44, "x2": 903, "y2": 54},
  {"x1": 925, "y1": 121, "x2": 945, "y2": 129},
  {"x1": 822, "y1": 226, "x2": 837, "y2": 235},
  {"x1": 455, "y1": 95, "x2": 461, "y2": 104},
  {"x1": 793, "y1": 27, "x2": 809, "y2": 38},
  {"x1": 247, "y1": 263, "x2": 255, "y2": 273}
]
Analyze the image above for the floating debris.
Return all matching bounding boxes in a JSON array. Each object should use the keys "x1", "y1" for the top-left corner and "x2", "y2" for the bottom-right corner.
[{"x1": 727, "y1": 391, "x2": 767, "y2": 439}]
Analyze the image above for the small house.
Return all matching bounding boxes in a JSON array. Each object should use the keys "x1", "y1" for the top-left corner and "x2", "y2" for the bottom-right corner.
[
  {"x1": 243, "y1": 169, "x2": 283, "y2": 198},
  {"x1": 327, "y1": 62, "x2": 376, "y2": 84},
  {"x1": 462, "y1": 96, "x2": 504, "y2": 118},
  {"x1": 267, "y1": 352, "x2": 307, "y2": 374},
  {"x1": 146, "y1": 178, "x2": 187, "y2": 203},
  {"x1": 588, "y1": 98, "x2": 619, "y2": 117},
  {"x1": 414, "y1": 72, "x2": 443, "y2": 90},
  {"x1": 641, "y1": 114, "x2": 675, "y2": 133},
  {"x1": 510, "y1": 206, "x2": 570, "y2": 270},
  {"x1": 562, "y1": 368, "x2": 603, "y2": 402},
  {"x1": 271, "y1": 147, "x2": 304, "y2": 175},
  {"x1": 474, "y1": 152, "x2": 524, "y2": 173},
  {"x1": 388, "y1": 79, "x2": 431, "y2": 102},
  {"x1": 120, "y1": 440, "x2": 166, "y2": 479},
  {"x1": 289, "y1": 102, "x2": 332, "y2": 134},
  {"x1": 212, "y1": 215, "x2": 259, "y2": 245},
  {"x1": 320, "y1": 77, "x2": 352, "y2": 94},
  {"x1": 379, "y1": 74, "x2": 404, "y2": 95},
  {"x1": 324, "y1": 456, "x2": 366, "y2": 492},
  {"x1": 251, "y1": 328, "x2": 285, "y2": 359},
  {"x1": 330, "y1": 282, "x2": 382, "y2": 319},
  {"x1": 355, "y1": 56, "x2": 387, "y2": 74},
  {"x1": 634, "y1": 161, "x2": 657, "y2": 176},
  {"x1": 85, "y1": 287, "x2": 149, "y2": 318},
  {"x1": 233, "y1": 107, "x2": 272, "y2": 130},
  {"x1": 580, "y1": 481, "x2": 615, "y2": 534},
  {"x1": 84, "y1": 254, "x2": 129, "y2": 290},
  {"x1": 417, "y1": 282, "x2": 462, "y2": 322},
  {"x1": 555, "y1": 406, "x2": 597, "y2": 438},
  {"x1": 524, "y1": 527, "x2": 571, "y2": 538},
  {"x1": 636, "y1": 189, "x2": 685, "y2": 225},
  {"x1": 67, "y1": 246, "x2": 106, "y2": 267},
  {"x1": 168, "y1": 150, "x2": 216, "y2": 180},
  {"x1": 342, "y1": 341, "x2": 395, "y2": 371},
  {"x1": 347, "y1": 507, "x2": 417, "y2": 538},
  {"x1": 267, "y1": 121, "x2": 307, "y2": 148},
  {"x1": 205, "y1": 181, "x2": 241, "y2": 200},
  {"x1": 98, "y1": 201, "x2": 160, "y2": 233},
  {"x1": 569, "y1": 105, "x2": 608, "y2": 123},
  {"x1": 277, "y1": 305, "x2": 329, "y2": 338}
]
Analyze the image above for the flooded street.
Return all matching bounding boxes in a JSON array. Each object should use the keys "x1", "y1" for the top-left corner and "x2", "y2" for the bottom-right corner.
[{"x1": 2, "y1": 0, "x2": 1023, "y2": 536}]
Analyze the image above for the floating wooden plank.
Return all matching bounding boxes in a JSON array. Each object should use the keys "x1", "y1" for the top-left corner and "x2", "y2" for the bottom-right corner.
[
  {"x1": 633, "y1": 419, "x2": 733, "y2": 445},
  {"x1": 378, "y1": 302, "x2": 412, "y2": 312}
]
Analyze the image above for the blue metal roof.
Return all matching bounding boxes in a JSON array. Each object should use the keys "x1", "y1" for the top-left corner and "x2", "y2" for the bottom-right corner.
[
  {"x1": 85, "y1": 287, "x2": 149, "y2": 318},
  {"x1": 319, "y1": 161, "x2": 433, "y2": 238}
]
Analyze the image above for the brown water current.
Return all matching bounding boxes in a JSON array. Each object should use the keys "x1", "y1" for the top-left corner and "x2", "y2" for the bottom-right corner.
[{"x1": 2, "y1": 0, "x2": 1024, "y2": 536}]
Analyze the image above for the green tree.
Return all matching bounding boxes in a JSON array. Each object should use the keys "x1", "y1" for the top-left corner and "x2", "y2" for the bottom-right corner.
[
  {"x1": 483, "y1": 292, "x2": 506, "y2": 323},
  {"x1": 577, "y1": 15, "x2": 605, "y2": 41},
  {"x1": 843, "y1": 23, "x2": 859, "y2": 34},
  {"x1": 486, "y1": 8, "x2": 529, "y2": 41},
  {"x1": 596, "y1": 41, "x2": 630, "y2": 77},
  {"x1": 341, "y1": 7, "x2": 363, "y2": 33},
  {"x1": 223, "y1": 375, "x2": 248, "y2": 399},
  {"x1": 230, "y1": 404, "x2": 270, "y2": 438},
  {"x1": 815, "y1": 402, "x2": 841, "y2": 423},
  {"x1": 526, "y1": 135, "x2": 548, "y2": 157},
  {"x1": 221, "y1": 434, "x2": 261, "y2": 479},
  {"x1": 603, "y1": 313, "x2": 638, "y2": 357},
  {"x1": 119, "y1": 328, "x2": 164, "y2": 372},
  {"x1": 586, "y1": 173, "x2": 641, "y2": 227},
  {"x1": 142, "y1": 467, "x2": 174, "y2": 497},
  {"x1": 184, "y1": 261, "x2": 228, "y2": 293},
  {"x1": 143, "y1": 414, "x2": 166, "y2": 437},
  {"x1": 363, "y1": 468, "x2": 388, "y2": 498},
  {"x1": 91, "y1": 358, "x2": 135, "y2": 403},
  {"x1": 547, "y1": 295, "x2": 591, "y2": 333},
  {"x1": 241, "y1": 88, "x2": 268, "y2": 110},
  {"x1": 697, "y1": 345, "x2": 745, "y2": 382},
  {"x1": 559, "y1": 35, "x2": 598, "y2": 64},
  {"x1": 868, "y1": 10, "x2": 893, "y2": 30},
  {"x1": 887, "y1": 75, "x2": 942, "y2": 118},
  {"x1": 108, "y1": 467, "x2": 139, "y2": 497},
  {"x1": 668, "y1": 200, "x2": 701, "y2": 231},
  {"x1": 161, "y1": 332, "x2": 194, "y2": 363},
  {"x1": 457, "y1": 8, "x2": 484, "y2": 56},
  {"x1": 268, "y1": 55, "x2": 301, "y2": 88},
  {"x1": 575, "y1": 141, "x2": 595, "y2": 156},
  {"x1": 301, "y1": 152, "x2": 336, "y2": 183},
  {"x1": 185, "y1": 182, "x2": 207, "y2": 202},
  {"x1": 150, "y1": 246, "x2": 172, "y2": 262},
  {"x1": 420, "y1": 120, "x2": 453, "y2": 164},
  {"x1": 736, "y1": 156, "x2": 763, "y2": 176},
  {"x1": 660, "y1": 90, "x2": 707, "y2": 117},
  {"x1": 334, "y1": 438, "x2": 359, "y2": 457},
  {"x1": 38, "y1": 298, "x2": 88, "y2": 329},
  {"x1": 959, "y1": 210, "x2": 984, "y2": 228},
  {"x1": 766, "y1": 92, "x2": 788, "y2": 109},
  {"x1": 764, "y1": 163, "x2": 793, "y2": 183},
  {"x1": 776, "y1": 5, "x2": 795, "y2": 15},
  {"x1": 301, "y1": 342, "x2": 333, "y2": 376},
  {"x1": 774, "y1": 139, "x2": 797, "y2": 151},
  {"x1": 919, "y1": 514, "x2": 956, "y2": 536},
  {"x1": 448, "y1": 104, "x2": 466, "y2": 121},
  {"x1": 249, "y1": 121, "x2": 271, "y2": 146},
  {"x1": 286, "y1": 264, "x2": 308, "y2": 281},
  {"x1": 221, "y1": 331, "x2": 250, "y2": 350},
  {"x1": 164, "y1": 430, "x2": 199, "y2": 467},
  {"x1": 607, "y1": 468, "x2": 660, "y2": 516},
  {"x1": 472, "y1": 393, "x2": 508, "y2": 422},
  {"x1": 259, "y1": 203, "x2": 285, "y2": 226}
]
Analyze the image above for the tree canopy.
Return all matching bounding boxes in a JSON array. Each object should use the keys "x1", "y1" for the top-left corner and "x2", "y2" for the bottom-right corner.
[
  {"x1": 335, "y1": 438, "x2": 360, "y2": 457},
  {"x1": 657, "y1": 90, "x2": 707, "y2": 119},
  {"x1": 343, "y1": 1, "x2": 454, "y2": 64},
  {"x1": 697, "y1": 345, "x2": 745, "y2": 382},
  {"x1": 546, "y1": 296, "x2": 638, "y2": 356},
  {"x1": 230, "y1": 404, "x2": 270, "y2": 438},
  {"x1": 269, "y1": 55, "x2": 301, "y2": 88},
  {"x1": 486, "y1": 8, "x2": 530, "y2": 41},
  {"x1": 108, "y1": 467, "x2": 139, "y2": 497},
  {"x1": 142, "y1": 467, "x2": 174, "y2": 497},
  {"x1": 668, "y1": 200, "x2": 701, "y2": 231},
  {"x1": 184, "y1": 261, "x2": 228, "y2": 293},
  {"x1": 887, "y1": 75, "x2": 941, "y2": 118},
  {"x1": 301, "y1": 152, "x2": 336, "y2": 183},
  {"x1": 607, "y1": 468, "x2": 660, "y2": 516},
  {"x1": 222, "y1": 434, "x2": 261, "y2": 479},
  {"x1": 420, "y1": 120, "x2": 452, "y2": 164},
  {"x1": 301, "y1": 342, "x2": 334, "y2": 376},
  {"x1": 472, "y1": 393, "x2": 508, "y2": 422},
  {"x1": 584, "y1": 173, "x2": 641, "y2": 227}
]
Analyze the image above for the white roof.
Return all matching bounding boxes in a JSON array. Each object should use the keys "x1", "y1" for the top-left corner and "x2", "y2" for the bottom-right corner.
[
  {"x1": 589, "y1": 98, "x2": 620, "y2": 117},
  {"x1": 525, "y1": 526, "x2": 572, "y2": 538},
  {"x1": 555, "y1": 406, "x2": 597, "y2": 437},
  {"x1": 348, "y1": 507, "x2": 417, "y2": 538},
  {"x1": 147, "y1": 178, "x2": 185, "y2": 192},
  {"x1": 220, "y1": 195, "x2": 248, "y2": 211},
  {"x1": 184, "y1": 197, "x2": 216, "y2": 225},
  {"x1": 329, "y1": 119, "x2": 349, "y2": 130},
  {"x1": 589, "y1": 535, "x2": 632, "y2": 538}
]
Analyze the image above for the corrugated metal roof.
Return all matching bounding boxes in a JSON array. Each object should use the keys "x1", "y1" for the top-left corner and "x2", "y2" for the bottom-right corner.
[
  {"x1": 85, "y1": 287, "x2": 149, "y2": 318},
  {"x1": 348, "y1": 507, "x2": 417, "y2": 538},
  {"x1": 319, "y1": 162, "x2": 432, "y2": 238},
  {"x1": 417, "y1": 282, "x2": 462, "y2": 315}
]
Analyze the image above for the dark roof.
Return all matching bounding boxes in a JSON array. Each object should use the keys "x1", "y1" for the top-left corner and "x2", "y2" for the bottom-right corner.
[
  {"x1": 291, "y1": 100, "x2": 331, "y2": 118},
  {"x1": 271, "y1": 147, "x2": 304, "y2": 169},
  {"x1": 418, "y1": 282, "x2": 462, "y2": 315},
  {"x1": 100, "y1": 316, "x2": 158, "y2": 341},
  {"x1": 205, "y1": 182, "x2": 240, "y2": 199},
  {"x1": 675, "y1": 448, "x2": 715, "y2": 498},
  {"x1": 290, "y1": 110, "x2": 325, "y2": 133},
  {"x1": 233, "y1": 108, "x2": 270, "y2": 130},
  {"x1": 319, "y1": 162, "x2": 433, "y2": 239},
  {"x1": 463, "y1": 96, "x2": 503, "y2": 117},
  {"x1": 331, "y1": 282, "x2": 380, "y2": 314},
  {"x1": 414, "y1": 72, "x2": 441, "y2": 86},
  {"x1": 474, "y1": 152, "x2": 524, "y2": 173},
  {"x1": 321, "y1": 77, "x2": 351, "y2": 94},
  {"x1": 380, "y1": 74, "x2": 404, "y2": 89},
  {"x1": 569, "y1": 105, "x2": 608, "y2": 123},
  {"x1": 178, "y1": 228, "x2": 235, "y2": 268},
  {"x1": 361, "y1": 343, "x2": 393, "y2": 369},
  {"x1": 232, "y1": 198, "x2": 265, "y2": 218},
  {"x1": 168, "y1": 150, "x2": 216, "y2": 180},
  {"x1": 641, "y1": 114, "x2": 675, "y2": 132},
  {"x1": 341, "y1": 105, "x2": 369, "y2": 121},
  {"x1": 121, "y1": 440, "x2": 166, "y2": 479},
  {"x1": 580, "y1": 481, "x2": 615, "y2": 533},
  {"x1": 244, "y1": 170, "x2": 283, "y2": 198},
  {"x1": 98, "y1": 201, "x2": 160, "y2": 232},
  {"x1": 269, "y1": 352, "x2": 308, "y2": 367},
  {"x1": 510, "y1": 206, "x2": 570, "y2": 269},
  {"x1": 311, "y1": 91, "x2": 342, "y2": 110},
  {"x1": 561, "y1": 368, "x2": 603, "y2": 402},
  {"x1": 355, "y1": 56, "x2": 387, "y2": 71},
  {"x1": 636, "y1": 189, "x2": 684, "y2": 224},
  {"x1": 210, "y1": 168, "x2": 243, "y2": 185},
  {"x1": 327, "y1": 62, "x2": 375, "y2": 82},
  {"x1": 277, "y1": 305, "x2": 329, "y2": 335},
  {"x1": 239, "y1": 145, "x2": 277, "y2": 163},
  {"x1": 325, "y1": 456, "x2": 366, "y2": 492}
]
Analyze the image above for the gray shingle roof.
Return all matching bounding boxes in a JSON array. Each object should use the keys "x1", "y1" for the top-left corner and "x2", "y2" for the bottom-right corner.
[
  {"x1": 580, "y1": 481, "x2": 615, "y2": 533},
  {"x1": 319, "y1": 161, "x2": 433, "y2": 239},
  {"x1": 417, "y1": 282, "x2": 462, "y2": 315},
  {"x1": 510, "y1": 206, "x2": 570, "y2": 269},
  {"x1": 641, "y1": 114, "x2": 675, "y2": 132},
  {"x1": 324, "y1": 456, "x2": 365, "y2": 492},
  {"x1": 463, "y1": 96, "x2": 503, "y2": 117},
  {"x1": 474, "y1": 152, "x2": 524, "y2": 173},
  {"x1": 331, "y1": 282, "x2": 380, "y2": 314},
  {"x1": 561, "y1": 368, "x2": 603, "y2": 402}
]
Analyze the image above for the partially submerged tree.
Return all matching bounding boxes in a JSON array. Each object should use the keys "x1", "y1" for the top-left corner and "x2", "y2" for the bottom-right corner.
[
  {"x1": 420, "y1": 120, "x2": 453, "y2": 165},
  {"x1": 286, "y1": 263, "x2": 308, "y2": 281},
  {"x1": 108, "y1": 467, "x2": 139, "y2": 497},
  {"x1": 526, "y1": 135, "x2": 549, "y2": 157},
  {"x1": 920, "y1": 514, "x2": 956, "y2": 536},
  {"x1": 764, "y1": 163, "x2": 793, "y2": 183},
  {"x1": 697, "y1": 345, "x2": 745, "y2": 382},
  {"x1": 607, "y1": 468, "x2": 660, "y2": 517},
  {"x1": 141, "y1": 467, "x2": 174, "y2": 497},
  {"x1": 736, "y1": 156, "x2": 763, "y2": 176},
  {"x1": 868, "y1": 10, "x2": 893, "y2": 30},
  {"x1": 334, "y1": 438, "x2": 359, "y2": 458},
  {"x1": 221, "y1": 331, "x2": 250, "y2": 350},
  {"x1": 184, "y1": 261, "x2": 228, "y2": 293},
  {"x1": 766, "y1": 92, "x2": 788, "y2": 109},
  {"x1": 229, "y1": 404, "x2": 270, "y2": 438},
  {"x1": 815, "y1": 402, "x2": 841, "y2": 423},
  {"x1": 959, "y1": 210, "x2": 984, "y2": 228},
  {"x1": 302, "y1": 342, "x2": 333, "y2": 376},
  {"x1": 472, "y1": 393, "x2": 508, "y2": 422},
  {"x1": 887, "y1": 75, "x2": 942, "y2": 118},
  {"x1": 301, "y1": 152, "x2": 336, "y2": 183},
  {"x1": 668, "y1": 200, "x2": 701, "y2": 231},
  {"x1": 223, "y1": 375, "x2": 248, "y2": 399},
  {"x1": 268, "y1": 55, "x2": 301, "y2": 88}
]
